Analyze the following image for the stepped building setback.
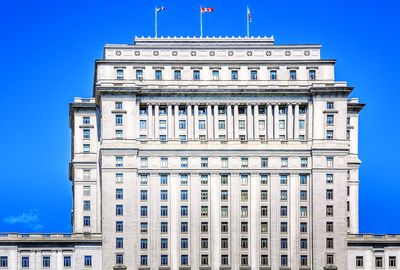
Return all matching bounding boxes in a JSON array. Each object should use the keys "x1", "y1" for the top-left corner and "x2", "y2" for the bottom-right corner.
[{"x1": 0, "y1": 37, "x2": 398, "y2": 270}]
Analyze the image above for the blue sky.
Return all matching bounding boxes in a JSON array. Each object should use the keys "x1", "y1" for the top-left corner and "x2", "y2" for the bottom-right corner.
[{"x1": 0, "y1": 0, "x2": 399, "y2": 233}]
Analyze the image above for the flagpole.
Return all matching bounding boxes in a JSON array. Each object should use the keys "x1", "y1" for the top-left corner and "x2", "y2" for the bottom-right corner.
[
  {"x1": 200, "y1": 6, "x2": 203, "y2": 38},
  {"x1": 246, "y1": 6, "x2": 250, "y2": 37},
  {"x1": 155, "y1": 7, "x2": 158, "y2": 38}
]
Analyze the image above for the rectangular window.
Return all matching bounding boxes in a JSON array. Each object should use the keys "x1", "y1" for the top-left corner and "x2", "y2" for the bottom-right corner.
[
  {"x1": 299, "y1": 120, "x2": 305, "y2": 129},
  {"x1": 238, "y1": 120, "x2": 246, "y2": 131},
  {"x1": 241, "y1": 157, "x2": 248, "y2": 168},
  {"x1": 199, "y1": 120, "x2": 206, "y2": 130},
  {"x1": 161, "y1": 238, "x2": 168, "y2": 249},
  {"x1": 83, "y1": 186, "x2": 90, "y2": 196},
  {"x1": 258, "y1": 119, "x2": 266, "y2": 130},
  {"x1": 180, "y1": 190, "x2": 188, "y2": 201},
  {"x1": 83, "y1": 200, "x2": 91, "y2": 211},
  {"x1": 116, "y1": 69, "x2": 124, "y2": 80},
  {"x1": 141, "y1": 222, "x2": 148, "y2": 233},
  {"x1": 22, "y1": 256, "x2": 30, "y2": 268},
  {"x1": 140, "y1": 206, "x2": 148, "y2": 217},
  {"x1": 326, "y1": 189, "x2": 334, "y2": 200},
  {"x1": 281, "y1": 238, "x2": 288, "y2": 249},
  {"x1": 300, "y1": 190, "x2": 308, "y2": 201},
  {"x1": 389, "y1": 256, "x2": 396, "y2": 267},
  {"x1": 221, "y1": 158, "x2": 228, "y2": 168},
  {"x1": 201, "y1": 206, "x2": 208, "y2": 217},
  {"x1": 326, "y1": 157, "x2": 334, "y2": 167},
  {"x1": 327, "y1": 115, "x2": 334, "y2": 125},
  {"x1": 261, "y1": 157, "x2": 268, "y2": 168},
  {"x1": 326, "y1": 238, "x2": 334, "y2": 249},
  {"x1": 300, "y1": 238, "x2": 308, "y2": 249},
  {"x1": 201, "y1": 190, "x2": 208, "y2": 201},
  {"x1": 180, "y1": 174, "x2": 188, "y2": 185},
  {"x1": 115, "y1": 130, "x2": 123, "y2": 139},
  {"x1": 116, "y1": 221, "x2": 123, "y2": 232},
  {"x1": 83, "y1": 116, "x2": 90, "y2": 124},
  {"x1": 270, "y1": 70, "x2": 277, "y2": 80},
  {"x1": 83, "y1": 129, "x2": 90, "y2": 139},
  {"x1": 136, "y1": 69, "x2": 143, "y2": 80},
  {"x1": 300, "y1": 222, "x2": 308, "y2": 233},
  {"x1": 116, "y1": 237, "x2": 124, "y2": 248},
  {"x1": 301, "y1": 255, "x2": 308, "y2": 266},
  {"x1": 160, "y1": 134, "x2": 167, "y2": 141},
  {"x1": 300, "y1": 206, "x2": 308, "y2": 217},
  {"x1": 261, "y1": 255, "x2": 269, "y2": 266},
  {"x1": 327, "y1": 255, "x2": 334, "y2": 265},
  {"x1": 179, "y1": 120, "x2": 186, "y2": 130},
  {"x1": 83, "y1": 216, "x2": 91, "y2": 226},
  {"x1": 250, "y1": 70, "x2": 258, "y2": 80},
  {"x1": 261, "y1": 190, "x2": 268, "y2": 201},
  {"x1": 83, "y1": 143, "x2": 90, "y2": 153},
  {"x1": 261, "y1": 174, "x2": 269, "y2": 185},
  {"x1": 201, "y1": 158, "x2": 208, "y2": 168},
  {"x1": 375, "y1": 257, "x2": 383, "y2": 268},
  {"x1": 140, "y1": 175, "x2": 148, "y2": 186},
  {"x1": 193, "y1": 70, "x2": 200, "y2": 80},
  {"x1": 231, "y1": 70, "x2": 238, "y2": 80},
  {"x1": 181, "y1": 205, "x2": 188, "y2": 217},
  {"x1": 115, "y1": 156, "x2": 123, "y2": 167},
  {"x1": 280, "y1": 190, "x2": 288, "y2": 201},
  {"x1": 161, "y1": 157, "x2": 168, "y2": 168},
  {"x1": 279, "y1": 120, "x2": 285, "y2": 129},
  {"x1": 240, "y1": 174, "x2": 248, "y2": 185},
  {"x1": 218, "y1": 120, "x2": 226, "y2": 130},
  {"x1": 280, "y1": 174, "x2": 288, "y2": 184},
  {"x1": 212, "y1": 70, "x2": 219, "y2": 80},
  {"x1": 281, "y1": 158, "x2": 288, "y2": 168},
  {"x1": 160, "y1": 222, "x2": 168, "y2": 233},
  {"x1": 42, "y1": 256, "x2": 51, "y2": 268},
  {"x1": 159, "y1": 120, "x2": 166, "y2": 130},
  {"x1": 181, "y1": 238, "x2": 188, "y2": 249},
  {"x1": 140, "y1": 190, "x2": 148, "y2": 201},
  {"x1": 220, "y1": 175, "x2": 229, "y2": 186},
  {"x1": 300, "y1": 157, "x2": 308, "y2": 167},
  {"x1": 356, "y1": 256, "x2": 364, "y2": 267},
  {"x1": 309, "y1": 69, "x2": 316, "y2": 80},
  {"x1": 326, "y1": 222, "x2": 334, "y2": 232},
  {"x1": 0, "y1": 256, "x2": 8, "y2": 267},
  {"x1": 261, "y1": 222, "x2": 268, "y2": 233},
  {"x1": 326, "y1": 205, "x2": 334, "y2": 216},
  {"x1": 84, "y1": 256, "x2": 92, "y2": 267},
  {"x1": 326, "y1": 174, "x2": 334, "y2": 184},
  {"x1": 221, "y1": 190, "x2": 229, "y2": 201},
  {"x1": 140, "y1": 120, "x2": 146, "y2": 130},
  {"x1": 160, "y1": 189, "x2": 168, "y2": 201},
  {"x1": 327, "y1": 102, "x2": 334, "y2": 109},
  {"x1": 140, "y1": 255, "x2": 148, "y2": 266},
  {"x1": 140, "y1": 238, "x2": 148, "y2": 249},
  {"x1": 116, "y1": 205, "x2": 124, "y2": 216},
  {"x1": 155, "y1": 69, "x2": 162, "y2": 80},
  {"x1": 140, "y1": 157, "x2": 148, "y2": 167},
  {"x1": 281, "y1": 255, "x2": 288, "y2": 266},
  {"x1": 281, "y1": 222, "x2": 288, "y2": 232},
  {"x1": 289, "y1": 70, "x2": 297, "y2": 80},
  {"x1": 174, "y1": 70, "x2": 182, "y2": 80},
  {"x1": 115, "y1": 115, "x2": 123, "y2": 125},
  {"x1": 261, "y1": 206, "x2": 268, "y2": 217}
]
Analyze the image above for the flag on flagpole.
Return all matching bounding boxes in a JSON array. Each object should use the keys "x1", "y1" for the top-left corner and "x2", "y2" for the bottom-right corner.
[
  {"x1": 156, "y1": 6, "x2": 167, "y2": 13},
  {"x1": 201, "y1": 7, "x2": 214, "y2": 13},
  {"x1": 247, "y1": 6, "x2": 252, "y2": 23}
]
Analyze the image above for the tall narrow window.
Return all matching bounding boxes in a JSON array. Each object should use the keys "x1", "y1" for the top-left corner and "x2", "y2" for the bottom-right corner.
[
  {"x1": 136, "y1": 69, "x2": 143, "y2": 80},
  {"x1": 289, "y1": 70, "x2": 297, "y2": 80},
  {"x1": 231, "y1": 70, "x2": 238, "y2": 80},
  {"x1": 212, "y1": 70, "x2": 219, "y2": 80},
  {"x1": 250, "y1": 70, "x2": 258, "y2": 80},
  {"x1": 174, "y1": 70, "x2": 182, "y2": 80},
  {"x1": 309, "y1": 69, "x2": 316, "y2": 80},
  {"x1": 116, "y1": 69, "x2": 124, "y2": 80},
  {"x1": 193, "y1": 70, "x2": 200, "y2": 80},
  {"x1": 155, "y1": 69, "x2": 162, "y2": 80},
  {"x1": 270, "y1": 70, "x2": 277, "y2": 80}
]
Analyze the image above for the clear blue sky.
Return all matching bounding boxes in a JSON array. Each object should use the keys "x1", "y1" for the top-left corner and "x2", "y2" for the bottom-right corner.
[{"x1": 0, "y1": 0, "x2": 399, "y2": 233}]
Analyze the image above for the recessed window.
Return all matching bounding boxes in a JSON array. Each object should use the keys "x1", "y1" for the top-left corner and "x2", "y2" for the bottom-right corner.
[
  {"x1": 193, "y1": 70, "x2": 200, "y2": 80},
  {"x1": 116, "y1": 69, "x2": 124, "y2": 80},
  {"x1": 289, "y1": 70, "x2": 297, "y2": 80},
  {"x1": 84, "y1": 256, "x2": 92, "y2": 267},
  {"x1": 115, "y1": 173, "x2": 123, "y2": 184},
  {"x1": 327, "y1": 102, "x2": 334, "y2": 110},
  {"x1": 83, "y1": 129, "x2": 90, "y2": 140},
  {"x1": 327, "y1": 115, "x2": 334, "y2": 125},
  {"x1": 136, "y1": 69, "x2": 143, "y2": 80},
  {"x1": 250, "y1": 70, "x2": 258, "y2": 80},
  {"x1": 201, "y1": 158, "x2": 208, "y2": 168},
  {"x1": 281, "y1": 158, "x2": 288, "y2": 168},
  {"x1": 308, "y1": 69, "x2": 316, "y2": 80},
  {"x1": 326, "y1": 130, "x2": 334, "y2": 140},
  {"x1": 0, "y1": 257, "x2": 7, "y2": 268},
  {"x1": 115, "y1": 115, "x2": 123, "y2": 125},
  {"x1": 356, "y1": 256, "x2": 364, "y2": 267},
  {"x1": 212, "y1": 70, "x2": 219, "y2": 80},
  {"x1": 174, "y1": 70, "x2": 182, "y2": 80},
  {"x1": 22, "y1": 256, "x2": 30, "y2": 268},
  {"x1": 270, "y1": 70, "x2": 277, "y2": 80},
  {"x1": 155, "y1": 69, "x2": 162, "y2": 80},
  {"x1": 42, "y1": 256, "x2": 51, "y2": 268},
  {"x1": 231, "y1": 70, "x2": 238, "y2": 80},
  {"x1": 83, "y1": 116, "x2": 90, "y2": 125}
]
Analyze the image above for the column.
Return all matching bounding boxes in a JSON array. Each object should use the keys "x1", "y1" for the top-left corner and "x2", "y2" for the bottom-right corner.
[
  {"x1": 187, "y1": 104, "x2": 193, "y2": 140},
  {"x1": 207, "y1": 104, "x2": 213, "y2": 140},
  {"x1": 227, "y1": 104, "x2": 234, "y2": 140},
  {"x1": 254, "y1": 104, "x2": 259, "y2": 139},
  {"x1": 214, "y1": 104, "x2": 219, "y2": 139},
  {"x1": 230, "y1": 173, "x2": 240, "y2": 269},
  {"x1": 167, "y1": 104, "x2": 173, "y2": 140},
  {"x1": 250, "y1": 173, "x2": 260, "y2": 269},
  {"x1": 149, "y1": 173, "x2": 160, "y2": 270},
  {"x1": 194, "y1": 104, "x2": 199, "y2": 139},
  {"x1": 154, "y1": 104, "x2": 159, "y2": 139},
  {"x1": 170, "y1": 173, "x2": 179, "y2": 269},
  {"x1": 210, "y1": 173, "x2": 221, "y2": 269},
  {"x1": 290, "y1": 173, "x2": 300, "y2": 269},
  {"x1": 190, "y1": 173, "x2": 201, "y2": 269},
  {"x1": 147, "y1": 104, "x2": 153, "y2": 140},
  {"x1": 274, "y1": 104, "x2": 279, "y2": 139},
  {"x1": 174, "y1": 104, "x2": 179, "y2": 140},
  {"x1": 233, "y1": 104, "x2": 239, "y2": 139},
  {"x1": 267, "y1": 104, "x2": 273, "y2": 140},
  {"x1": 307, "y1": 102, "x2": 313, "y2": 140},
  {"x1": 294, "y1": 104, "x2": 299, "y2": 140},
  {"x1": 269, "y1": 173, "x2": 279, "y2": 270},
  {"x1": 288, "y1": 103, "x2": 294, "y2": 140},
  {"x1": 247, "y1": 104, "x2": 254, "y2": 140}
]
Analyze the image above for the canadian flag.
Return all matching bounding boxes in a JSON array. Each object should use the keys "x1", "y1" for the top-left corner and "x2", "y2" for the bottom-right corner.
[{"x1": 201, "y1": 7, "x2": 214, "y2": 13}]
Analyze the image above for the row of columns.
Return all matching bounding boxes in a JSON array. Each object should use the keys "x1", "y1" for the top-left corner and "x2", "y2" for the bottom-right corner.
[{"x1": 144, "y1": 103, "x2": 308, "y2": 141}]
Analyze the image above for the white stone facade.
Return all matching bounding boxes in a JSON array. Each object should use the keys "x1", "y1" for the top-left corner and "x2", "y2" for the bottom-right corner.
[{"x1": 0, "y1": 37, "x2": 395, "y2": 270}]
